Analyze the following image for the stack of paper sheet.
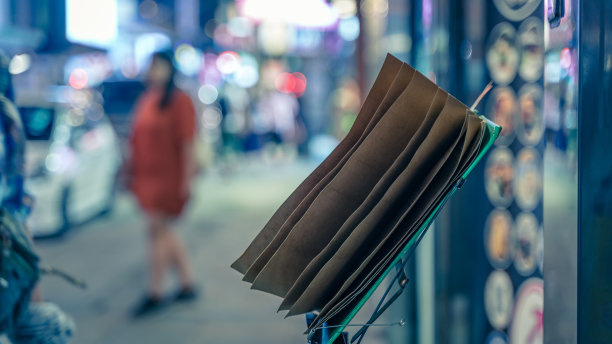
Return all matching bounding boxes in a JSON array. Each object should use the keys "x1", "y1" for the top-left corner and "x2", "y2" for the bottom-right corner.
[{"x1": 231, "y1": 54, "x2": 498, "y2": 334}]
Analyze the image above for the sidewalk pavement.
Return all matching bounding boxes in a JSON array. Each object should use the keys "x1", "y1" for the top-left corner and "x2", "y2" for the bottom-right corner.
[{"x1": 34, "y1": 161, "x2": 316, "y2": 344}]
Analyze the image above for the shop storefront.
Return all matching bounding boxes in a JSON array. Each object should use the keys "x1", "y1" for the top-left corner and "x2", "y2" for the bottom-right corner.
[{"x1": 358, "y1": 0, "x2": 612, "y2": 343}]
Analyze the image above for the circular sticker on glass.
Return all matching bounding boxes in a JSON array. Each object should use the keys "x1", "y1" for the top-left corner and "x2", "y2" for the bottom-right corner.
[
  {"x1": 510, "y1": 278, "x2": 543, "y2": 344},
  {"x1": 486, "y1": 23, "x2": 519, "y2": 85},
  {"x1": 516, "y1": 84, "x2": 544, "y2": 146},
  {"x1": 486, "y1": 148, "x2": 514, "y2": 207},
  {"x1": 514, "y1": 148, "x2": 542, "y2": 211},
  {"x1": 485, "y1": 209, "x2": 514, "y2": 269},
  {"x1": 493, "y1": 0, "x2": 542, "y2": 22},
  {"x1": 518, "y1": 18, "x2": 544, "y2": 82},
  {"x1": 514, "y1": 212, "x2": 539, "y2": 276},
  {"x1": 484, "y1": 270, "x2": 514, "y2": 330},
  {"x1": 486, "y1": 331, "x2": 509, "y2": 344},
  {"x1": 486, "y1": 87, "x2": 518, "y2": 146}
]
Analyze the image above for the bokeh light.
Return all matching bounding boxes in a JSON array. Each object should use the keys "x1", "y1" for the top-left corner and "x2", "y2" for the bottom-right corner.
[
  {"x1": 216, "y1": 51, "x2": 241, "y2": 74},
  {"x1": 45, "y1": 153, "x2": 62, "y2": 172},
  {"x1": 198, "y1": 84, "x2": 219, "y2": 105},
  {"x1": 175, "y1": 43, "x2": 202, "y2": 76},
  {"x1": 200, "y1": 53, "x2": 224, "y2": 86},
  {"x1": 275, "y1": 72, "x2": 294, "y2": 93},
  {"x1": 201, "y1": 107, "x2": 223, "y2": 130},
  {"x1": 213, "y1": 24, "x2": 233, "y2": 47},
  {"x1": 292, "y1": 72, "x2": 307, "y2": 96},
  {"x1": 9, "y1": 54, "x2": 31, "y2": 75},
  {"x1": 338, "y1": 16, "x2": 360, "y2": 41},
  {"x1": 275, "y1": 72, "x2": 307, "y2": 96},
  {"x1": 204, "y1": 19, "x2": 220, "y2": 38},
  {"x1": 69, "y1": 68, "x2": 89, "y2": 89},
  {"x1": 309, "y1": 134, "x2": 340, "y2": 162},
  {"x1": 257, "y1": 22, "x2": 293, "y2": 55},
  {"x1": 234, "y1": 65, "x2": 259, "y2": 88},
  {"x1": 231, "y1": 53, "x2": 260, "y2": 88},
  {"x1": 560, "y1": 47, "x2": 572, "y2": 69},
  {"x1": 67, "y1": 108, "x2": 85, "y2": 126}
]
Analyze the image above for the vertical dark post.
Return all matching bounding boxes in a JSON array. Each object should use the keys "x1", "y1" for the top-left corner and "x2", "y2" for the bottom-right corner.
[
  {"x1": 578, "y1": 0, "x2": 612, "y2": 342},
  {"x1": 39, "y1": 0, "x2": 68, "y2": 51}
]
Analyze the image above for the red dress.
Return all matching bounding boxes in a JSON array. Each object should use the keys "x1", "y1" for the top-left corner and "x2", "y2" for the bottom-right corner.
[{"x1": 130, "y1": 88, "x2": 196, "y2": 216}]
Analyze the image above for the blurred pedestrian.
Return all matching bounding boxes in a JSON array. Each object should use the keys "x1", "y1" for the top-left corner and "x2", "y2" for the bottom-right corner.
[
  {"x1": 129, "y1": 51, "x2": 197, "y2": 316},
  {"x1": 0, "y1": 51, "x2": 74, "y2": 343}
]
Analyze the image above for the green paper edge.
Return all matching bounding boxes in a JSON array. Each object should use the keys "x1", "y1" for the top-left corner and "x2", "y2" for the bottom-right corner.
[{"x1": 325, "y1": 117, "x2": 501, "y2": 344}]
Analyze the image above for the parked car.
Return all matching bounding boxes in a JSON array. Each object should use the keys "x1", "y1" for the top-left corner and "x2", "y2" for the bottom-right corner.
[{"x1": 21, "y1": 95, "x2": 121, "y2": 237}]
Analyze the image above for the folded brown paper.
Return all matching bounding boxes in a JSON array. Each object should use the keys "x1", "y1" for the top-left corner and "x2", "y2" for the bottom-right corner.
[
  {"x1": 305, "y1": 115, "x2": 486, "y2": 329},
  {"x1": 231, "y1": 54, "x2": 402, "y2": 274},
  {"x1": 307, "y1": 119, "x2": 489, "y2": 331},
  {"x1": 278, "y1": 88, "x2": 450, "y2": 311},
  {"x1": 241, "y1": 62, "x2": 416, "y2": 283},
  {"x1": 291, "y1": 96, "x2": 476, "y2": 316},
  {"x1": 250, "y1": 70, "x2": 438, "y2": 296},
  {"x1": 231, "y1": 54, "x2": 498, "y2": 331}
]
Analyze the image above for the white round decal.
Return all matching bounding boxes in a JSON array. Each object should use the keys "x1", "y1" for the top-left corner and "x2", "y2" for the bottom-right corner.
[
  {"x1": 514, "y1": 148, "x2": 542, "y2": 211},
  {"x1": 485, "y1": 270, "x2": 514, "y2": 330},
  {"x1": 486, "y1": 87, "x2": 518, "y2": 146},
  {"x1": 514, "y1": 212, "x2": 539, "y2": 276},
  {"x1": 518, "y1": 18, "x2": 545, "y2": 82},
  {"x1": 486, "y1": 23, "x2": 519, "y2": 86},
  {"x1": 485, "y1": 209, "x2": 515, "y2": 269},
  {"x1": 485, "y1": 148, "x2": 515, "y2": 207},
  {"x1": 515, "y1": 84, "x2": 544, "y2": 146},
  {"x1": 510, "y1": 278, "x2": 543, "y2": 344},
  {"x1": 493, "y1": 0, "x2": 542, "y2": 22}
]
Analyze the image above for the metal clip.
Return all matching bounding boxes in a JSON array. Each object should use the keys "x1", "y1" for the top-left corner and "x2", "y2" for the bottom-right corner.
[{"x1": 455, "y1": 178, "x2": 466, "y2": 189}]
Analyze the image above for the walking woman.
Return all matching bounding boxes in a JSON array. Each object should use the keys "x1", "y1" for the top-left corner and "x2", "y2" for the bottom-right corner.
[{"x1": 129, "y1": 51, "x2": 197, "y2": 316}]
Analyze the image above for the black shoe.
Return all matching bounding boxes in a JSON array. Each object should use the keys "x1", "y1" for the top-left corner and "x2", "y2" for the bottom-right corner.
[
  {"x1": 174, "y1": 287, "x2": 197, "y2": 302},
  {"x1": 132, "y1": 295, "x2": 165, "y2": 317}
]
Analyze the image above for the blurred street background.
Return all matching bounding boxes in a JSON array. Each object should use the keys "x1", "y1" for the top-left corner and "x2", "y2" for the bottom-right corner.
[
  {"x1": 0, "y1": 0, "x2": 585, "y2": 343},
  {"x1": 36, "y1": 162, "x2": 315, "y2": 344},
  {"x1": 1, "y1": 1, "x2": 410, "y2": 342}
]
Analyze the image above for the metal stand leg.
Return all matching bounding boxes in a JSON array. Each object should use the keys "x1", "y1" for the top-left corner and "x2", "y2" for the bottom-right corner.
[{"x1": 306, "y1": 313, "x2": 349, "y2": 344}]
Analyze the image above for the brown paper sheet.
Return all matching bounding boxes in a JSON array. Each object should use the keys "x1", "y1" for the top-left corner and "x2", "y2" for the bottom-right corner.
[
  {"x1": 231, "y1": 55, "x2": 497, "y2": 335},
  {"x1": 240, "y1": 62, "x2": 415, "y2": 283},
  {"x1": 278, "y1": 88, "x2": 450, "y2": 311},
  {"x1": 249, "y1": 71, "x2": 439, "y2": 296},
  {"x1": 308, "y1": 116, "x2": 487, "y2": 329},
  {"x1": 231, "y1": 54, "x2": 403, "y2": 274},
  {"x1": 293, "y1": 97, "x2": 474, "y2": 316}
]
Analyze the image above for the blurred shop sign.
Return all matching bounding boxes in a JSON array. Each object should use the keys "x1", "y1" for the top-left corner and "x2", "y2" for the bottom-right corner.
[
  {"x1": 66, "y1": 0, "x2": 118, "y2": 48},
  {"x1": 238, "y1": 0, "x2": 339, "y2": 29}
]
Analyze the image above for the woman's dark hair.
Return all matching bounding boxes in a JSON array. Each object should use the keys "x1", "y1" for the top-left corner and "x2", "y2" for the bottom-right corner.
[{"x1": 152, "y1": 51, "x2": 176, "y2": 109}]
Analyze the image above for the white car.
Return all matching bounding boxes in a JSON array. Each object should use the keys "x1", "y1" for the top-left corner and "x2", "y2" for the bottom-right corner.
[{"x1": 21, "y1": 102, "x2": 121, "y2": 237}]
